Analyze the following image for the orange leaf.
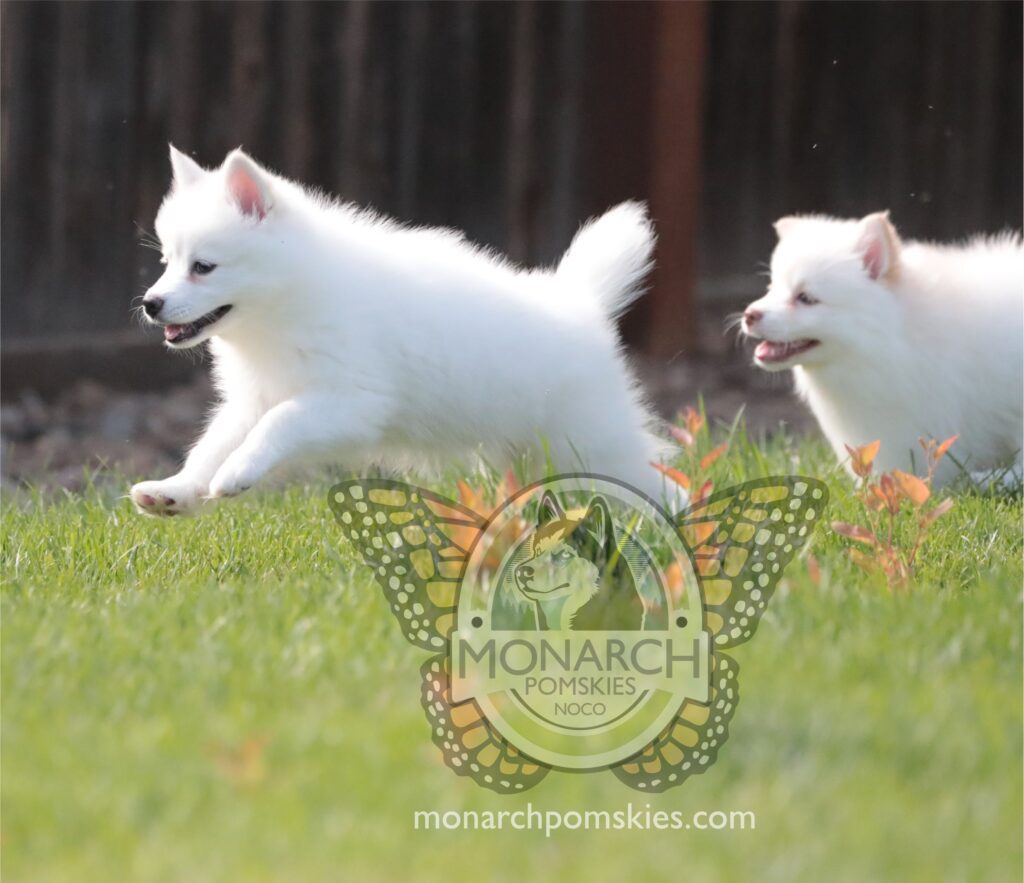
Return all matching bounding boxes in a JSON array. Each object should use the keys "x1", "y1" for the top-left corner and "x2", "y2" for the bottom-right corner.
[
  {"x1": 696, "y1": 556, "x2": 724, "y2": 577},
  {"x1": 879, "y1": 473, "x2": 901, "y2": 514},
  {"x1": 456, "y1": 479, "x2": 481, "y2": 511},
  {"x1": 892, "y1": 470, "x2": 930, "y2": 506},
  {"x1": 806, "y1": 552, "x2": 822, "y2": 586},
  {"x1": 482, "y1": 515, "x2": 530, "y2": 572},
  {"x1": 210, "y1": 736, "x2": 268, "y2": 785},
  {"x1": 652, "y1": 461, "x2": 690, "y2": 490},
  {"x1": 699, "y1": 443, "x2": 728, "y2": 471},
  {"x1": 865, "y1": 484, "x2": 887, "y2": 511},
  {"x1": 662, "y1": 559, "x2": 685, "y2": 603},
  {"x1": 934, "y1": 435, "x2": 958, "y2": 462},
  {"x1": 680, "y1": 521, "x2": 717, "y2": 548},
  {"x1": 501, "y1": 469, "x2": 519, "y2": 497},
  {"x1": 669, "y1": 425, "x2": 695, "y2": 448},
  {"x1": 831, "y1": 521, "x2": 879, "y2": 545},
  {"x1": 694, "y1": 479, "x2": 714, "y2": 505},
  {"x1": 845, "y1": 440, "x2": 881, "y2": 478},
  {"x1": 924, "y1": 497, "x2": 954, "y2": 523},
  {"x1": 883, "y1": 553, "x2": 910, "y2": 589},
  {"x1": 680, "y1": 406, "x2": 704, "y2": 437}
]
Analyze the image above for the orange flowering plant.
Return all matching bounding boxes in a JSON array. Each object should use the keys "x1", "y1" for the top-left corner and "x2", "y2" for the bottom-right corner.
[
  {"x1": 453, "y1": 471, "x2": 532, "y2": 573},
  {"x1": 652, "y1": 405, "x2": 728, "y2": 507},
  {"x1": 831, "y1": 436, "x2": 957, "y2": 589}
]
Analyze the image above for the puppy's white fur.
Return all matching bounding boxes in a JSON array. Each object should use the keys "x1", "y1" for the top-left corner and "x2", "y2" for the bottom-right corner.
[
  {"x1": 743, "y1": 211, "x2": 1023, "y2": 485},
  {"x1": 131, "y1": 147, "x2": 683, "y2": 515}
]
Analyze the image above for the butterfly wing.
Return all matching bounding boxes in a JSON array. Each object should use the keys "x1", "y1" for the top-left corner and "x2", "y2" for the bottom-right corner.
[
  {"x1": 677, "y1": 476, "x2": 828, "y2": 648},
  {"x1": 329, "y1": 480, "x2": 485, "y2": 652},
  {"x1": 611, "y1": 651, "x2": 738, "y2": 792},
  {"x1": 611, "y1": 477, "x2": 827, "y2": 792},
  {"x1": 421, "y1": 654, "x2": 550, "y2": 793}
]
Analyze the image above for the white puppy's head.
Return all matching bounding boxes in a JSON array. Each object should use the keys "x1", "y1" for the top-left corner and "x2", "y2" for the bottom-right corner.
[
  {"x1": 741, "y1": 212, "x2": 903, "y2": 371},
  {"x1": 142, "y1": 146, "x2": 291, "y2": 348}
]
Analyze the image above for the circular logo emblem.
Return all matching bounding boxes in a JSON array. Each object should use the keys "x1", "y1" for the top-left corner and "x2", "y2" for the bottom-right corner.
[{"x1": 451, "y1": 477, "x2": 709, "y2": 770}]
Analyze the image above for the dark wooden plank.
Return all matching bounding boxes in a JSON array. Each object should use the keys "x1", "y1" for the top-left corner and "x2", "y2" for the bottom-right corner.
[
  {"x1": 548, "y1": 2, "x2": 585, "y2": 254},
  {"x1": 395, "y1": 2, "x2": 429, "y2": 219},
  {"x1": 229, "y1": 1, "x2": 271, "y2": 152},
  {"x1": 645, "y1": 0, "x2": 708, "y2": 359},
  {"x1": 506, "y1": 1, "x2": 537, "y2": 262},
  {"x1": 337, "y1": 0, "x2": 370, "y2": 201},
  {"x1": 282, "y1": 2, "x2": 315, "y2": 178}
]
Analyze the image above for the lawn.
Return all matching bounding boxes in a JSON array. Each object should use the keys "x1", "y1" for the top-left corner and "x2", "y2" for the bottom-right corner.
[{"x1": 2, "y1": 425, "x2": 1021, "y2": 882}]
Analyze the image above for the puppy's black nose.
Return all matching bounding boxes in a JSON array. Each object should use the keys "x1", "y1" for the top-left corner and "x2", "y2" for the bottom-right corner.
[
  {"x1": 743, "y1": 308, "x2": 763, "y2": 326},
  {"x1": 142, "y1": 296, "x2": 164, "y2": 318}
]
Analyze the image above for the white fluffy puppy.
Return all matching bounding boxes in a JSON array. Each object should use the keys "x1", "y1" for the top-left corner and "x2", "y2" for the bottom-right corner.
[
  {"x1": 742, "y1": 211, "x2": 1023, "y2": 485},
  {"x1": 131, "y1": 147, "x2": 682, "y2": 515}
]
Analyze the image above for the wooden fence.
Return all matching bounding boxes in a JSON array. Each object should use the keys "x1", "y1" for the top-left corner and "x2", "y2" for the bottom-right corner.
[{"x1": 1, "y1": 1, "x2": 1020, "y2": 392}]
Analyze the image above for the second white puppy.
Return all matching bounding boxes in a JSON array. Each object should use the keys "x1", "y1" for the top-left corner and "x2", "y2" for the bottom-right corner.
[
  {"x1": 743, "y1": 211, "x2": 1023, "y2": 485},
  {"x1": 131, "y1": 147, "x2": 682, "y2": 515}
]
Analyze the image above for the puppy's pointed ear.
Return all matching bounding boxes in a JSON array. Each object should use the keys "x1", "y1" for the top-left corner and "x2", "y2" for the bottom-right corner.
[
  {"x1": 579, "y1": 496, "x2": 611, "y2": 547},
  {"x1": 773, "y1": 216, "x2": 802, "y2": 239},
  {"x1": 856, "y1": 211, "x2": 900, "y2": 281},
  {"x1": 169, "y1": 144, "x2": 205, "y2": 188},
  {"x1": 536, "y1": 491, "x2": 565, "y2": 525},
  {"x1": 222, "y1": 149, "x2": 273, "y2": 220}
]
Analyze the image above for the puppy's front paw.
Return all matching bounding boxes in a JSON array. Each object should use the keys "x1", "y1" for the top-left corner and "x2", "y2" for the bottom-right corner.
[
  {"x1": 208, "y1": 455, "x2": 261, "y2": 499},
  {"x1": 131, "y1": 478, "x2": 206, "y2": 517}
]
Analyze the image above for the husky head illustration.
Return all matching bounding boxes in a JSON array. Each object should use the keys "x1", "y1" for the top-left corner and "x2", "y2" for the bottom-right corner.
[{"x1": 513, "y1": 492, "x2": 645, "y2": 632}]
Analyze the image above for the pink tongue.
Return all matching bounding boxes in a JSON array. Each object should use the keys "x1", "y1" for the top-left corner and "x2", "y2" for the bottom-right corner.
[
  {"x1": 756, "y1": 340, "x2": 782, "y2": 360},
  {"x1": 164, "y1": 325, "x2": 184, "y2": 341}
]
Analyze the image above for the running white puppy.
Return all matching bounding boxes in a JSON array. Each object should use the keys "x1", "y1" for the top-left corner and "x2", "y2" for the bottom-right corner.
[
  {"x1": 131, "y1": 147, "x2": 682, "y2": 515},
  {"x1": 742, "y1": 211, "x2": 1023, "y2": 485}
]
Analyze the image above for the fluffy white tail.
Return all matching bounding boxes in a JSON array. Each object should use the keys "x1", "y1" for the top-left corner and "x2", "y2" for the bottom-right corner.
[{"x1": 557, "y1": 201, "x2": 655, "y2": 319}]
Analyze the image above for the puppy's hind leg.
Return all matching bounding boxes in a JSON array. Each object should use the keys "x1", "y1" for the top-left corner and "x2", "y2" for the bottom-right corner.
[
  {"x1": 554, "y1": 424, "x2": 688, "y2": 514},
  {"x1": 603, "y1": 440, "x2": 690, "y2": 514}
]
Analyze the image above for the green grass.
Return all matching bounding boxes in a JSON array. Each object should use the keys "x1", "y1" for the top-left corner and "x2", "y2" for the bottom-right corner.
[{"x1": 3, "y1": 428, "x2": 1022, "y2": 883}]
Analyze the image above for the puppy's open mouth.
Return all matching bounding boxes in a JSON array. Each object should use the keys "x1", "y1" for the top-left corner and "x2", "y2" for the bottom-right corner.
[
  {"x1": 754, "y1": 339, "x2": 820, "y2": 365},
  {"x1": 164, "y1": 305, "x2": 232, "y2": 345}
]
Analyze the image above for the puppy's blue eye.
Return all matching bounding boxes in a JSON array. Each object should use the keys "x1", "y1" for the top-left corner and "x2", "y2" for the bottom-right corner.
[
  {"x1": 191, "y1": 260, "x2": 216, "y2": 276},
  {"x1": 795, "y1": 291, "x2": 819, "y2": 305}
]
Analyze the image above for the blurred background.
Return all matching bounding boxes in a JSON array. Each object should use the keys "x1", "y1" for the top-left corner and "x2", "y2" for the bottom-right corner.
[{"x1": 2, "y1": 0, "x2": 1022, "y2": 489}]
